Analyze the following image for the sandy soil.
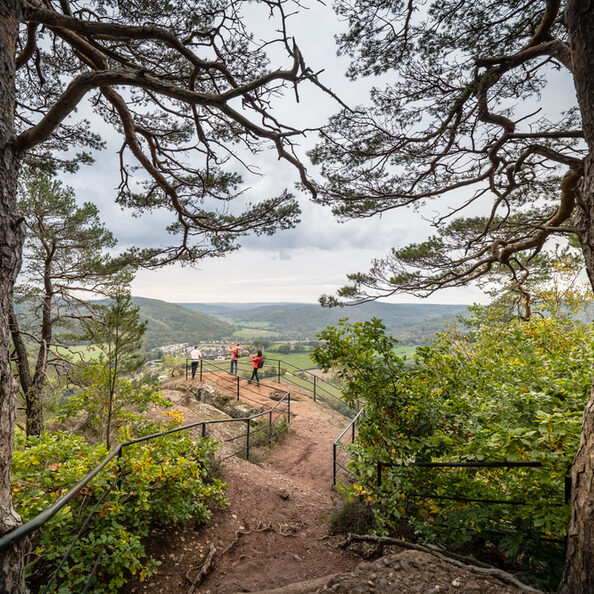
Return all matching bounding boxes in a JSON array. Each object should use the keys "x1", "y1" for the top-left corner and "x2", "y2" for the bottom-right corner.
[{"x1": 123, "y1": 374, "x2": 536, "y2": 594}]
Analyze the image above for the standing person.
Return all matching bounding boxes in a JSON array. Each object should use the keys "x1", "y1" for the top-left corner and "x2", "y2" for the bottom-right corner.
[
  {"x1": 189, "y1": 345, "x2": 202, "y2": 380},
  {"x1": 227, "y1": 342, "x2": 241, "y2": 375},
  {"x1": 249, "y1": 350, "x2": 263, "y2": 385}
]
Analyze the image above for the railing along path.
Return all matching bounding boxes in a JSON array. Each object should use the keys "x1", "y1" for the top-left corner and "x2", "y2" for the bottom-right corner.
[{"x1": 0, "y1": 357, "x2": 312, "y2": 591}]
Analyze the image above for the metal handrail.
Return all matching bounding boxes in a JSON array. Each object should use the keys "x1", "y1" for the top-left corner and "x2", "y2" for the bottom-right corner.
[
  {"x1": 0, "y1": 376, "x2": 291, "y2": 553},
  {"x1": 376, "y1": 459, "x2": 571, "y2": 505},
  {"x1": 332, "y1": 408, "x2": 366, "y2": 487},
  {"x1": 197, "y1": 355, "x2": 354, "y2": 415}
]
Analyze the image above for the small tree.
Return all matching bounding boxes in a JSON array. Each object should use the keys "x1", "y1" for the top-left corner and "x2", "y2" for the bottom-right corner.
[
  {"x1": 78, "y1": 291, "x2": 147, "y2": 449},
  {"x1": 10, "y1": 168, "x2": 119, "y2": 436}
]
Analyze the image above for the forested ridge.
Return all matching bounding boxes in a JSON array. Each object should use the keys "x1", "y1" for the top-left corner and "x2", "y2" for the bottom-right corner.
[
  {"x1": 130, "y1": 298, "x2": 235, "y2": 348},
  {"x1": 180, "y1": 301, "x2": 469, "y2": 343}
]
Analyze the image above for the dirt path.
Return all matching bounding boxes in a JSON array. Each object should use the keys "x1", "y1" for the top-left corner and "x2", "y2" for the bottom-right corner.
[
  {"x1": 124, "y1": 374, "x2": 534, "y2": 594},
  {"x1": 125, "y1": 375, "x2": 361, "y2": 593}
]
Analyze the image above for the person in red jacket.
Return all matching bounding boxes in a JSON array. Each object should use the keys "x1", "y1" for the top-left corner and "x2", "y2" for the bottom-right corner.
[
  {"x1": 249, "y1": 350, "x2": 263, "y2": 384},
  {"x1": 227, "y1": 342, "x2": 241, "y2": 375}
]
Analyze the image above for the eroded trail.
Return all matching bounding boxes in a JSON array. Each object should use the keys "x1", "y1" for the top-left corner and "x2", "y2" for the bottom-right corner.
[{"x1": 126, "y1": 377, "x2": 360, "y2": 594}]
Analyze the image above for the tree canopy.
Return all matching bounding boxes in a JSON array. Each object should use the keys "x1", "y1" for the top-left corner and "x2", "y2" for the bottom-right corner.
[
  {"x1": 14, "y1": 0, "x2": 330, "y2": 264},
  {"x1": 312, "y1": 0, "x2": 585, "y2": 304}
]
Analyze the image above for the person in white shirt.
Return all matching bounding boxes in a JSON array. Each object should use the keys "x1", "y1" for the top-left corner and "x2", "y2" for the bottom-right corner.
[{"x1": 190, "y1": 345, "x2": 202, "y2": 379}]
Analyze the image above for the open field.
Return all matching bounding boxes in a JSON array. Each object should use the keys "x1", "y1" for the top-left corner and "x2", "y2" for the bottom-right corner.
[
  {"x1": 264, "y1": 352, "x2": 316, "y2": 369},
  {"x1": 53, "y1": 344, "x2": 103, "y2": 361},
  {"x1": 233, "y1": 328, "x2": 281, "y2": 339},
  {"x1": 394, "y1": 345, "x2": 417, "y2": 358}
]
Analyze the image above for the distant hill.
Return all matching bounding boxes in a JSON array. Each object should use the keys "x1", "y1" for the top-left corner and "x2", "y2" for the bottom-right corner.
[
  {"x1": 177, "y1": 302, "x2": 306, "y2": 318},
  {"x1": 177, "y1": 301, "x2": 470, "y2": 344},
  {"x1": 132, "y1": 297, "x2": 235, "y2": 350},
  {"x1": 14, "y1": 296, "x2": 468, "y2": 347}
]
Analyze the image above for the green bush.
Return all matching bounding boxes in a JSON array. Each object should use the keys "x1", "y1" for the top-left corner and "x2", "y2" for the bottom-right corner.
[
  {"x1": 12, "y1": 424, "x2": 227, "y2": 592},
  {"x1": 313, "y1": 310, "x2": 590, "y2": 588}
]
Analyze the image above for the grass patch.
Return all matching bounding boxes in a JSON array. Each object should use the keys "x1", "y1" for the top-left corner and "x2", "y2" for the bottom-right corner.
[
  {"x1": 265, "y1": 352, "x2": 316, "y2": 369},
  {"x1": 233, "y1": 328, "x2": 281, "y2": 339},
  {"x1": 52, "y1": 344, "x2": 104, "y2": 362},
  {"x1": 394, "y1": 345, "x2": 417, "y2": 358},
  {"x1": 330, "y1": 498, "x2": 376, "y2": 535}
]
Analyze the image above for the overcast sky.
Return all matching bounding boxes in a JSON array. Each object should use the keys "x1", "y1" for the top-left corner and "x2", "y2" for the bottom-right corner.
[{"x1": 59, "y1": 2, "x2": 574, "y2": 306}]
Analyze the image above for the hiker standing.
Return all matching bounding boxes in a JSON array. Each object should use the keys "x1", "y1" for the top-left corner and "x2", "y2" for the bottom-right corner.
[
  {"x1": 189, "y1": 345, "x2": 202, "y2": 380},
  {"x1": 227, "y1": 342, "x2": 241, "y2": 375},
  {"x1": 249, "y1": 350, "x2": 263, "y2": 385}
]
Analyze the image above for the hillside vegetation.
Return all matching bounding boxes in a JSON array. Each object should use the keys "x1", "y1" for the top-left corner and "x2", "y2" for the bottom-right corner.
[
  {"x1": 132, "y1": 297, "x2": 235, "y2": 349},
  {"x1": 178, "y1": 301, "x2": 469, "y2": 343},
  {"x1": 312, "y1": 308, "x2": 588, "y2": 590}
]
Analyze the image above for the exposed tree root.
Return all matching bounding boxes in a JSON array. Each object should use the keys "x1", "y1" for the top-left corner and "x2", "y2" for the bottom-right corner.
[
  {"x1": 335, "y1": 534, "x2": 543, "y2": 594},
  {"x1": 221, "y1": 521, "x2": 298, "y2": 559},
  {"x1": 186, "y1": 544, "x2": 216, "y2": 593}
]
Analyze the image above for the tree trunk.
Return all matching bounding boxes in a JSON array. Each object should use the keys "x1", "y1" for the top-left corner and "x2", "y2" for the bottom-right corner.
[
  {"x1": 0, "y1": 1, "x2": 27, "y2": 591},
  {"x1": 559, "y1": 2, "x2": 594, "y2": 592},
  {"x1": 23, "y1": 387, "x2": 44, "y2": 438},
  {"x1": 8, "y1": 305, "x2": 44, "y2": 437}
]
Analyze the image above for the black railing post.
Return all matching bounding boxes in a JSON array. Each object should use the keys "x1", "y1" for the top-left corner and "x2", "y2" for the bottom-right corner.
[
  {"x1": 237, "y1": 376, "x2": 240, "y2": 400},
  {"x1": 352, "y1": 420, "x2": 355, "y2": 442},
  {"x1": 185, "y1": 358, "x2": 188, "y2": 381},
  {"x1": 277, "y1": 360, "x2": 281, "y2": 383},
  {"x1": 269, "y1": 411, "x2": 273, "y2": 444},
  {"x1": 200, "y1": 359, "x2": 203, "y2": 381},
  {"x1": 313, "y1": 376, "x2": 317, "y2": 402},
  {"x1": 333, "y1": 442, "x2": 337, "y2": 486},
  {"x1": 377, "y1": 462, "x2": 382, "y2": 487},
  {"x1": 201, "y1": 422, "x2": 206, "y2": 438},
  {"x1": 246, "y1": 418, "x2": 251, "y2": 461}
]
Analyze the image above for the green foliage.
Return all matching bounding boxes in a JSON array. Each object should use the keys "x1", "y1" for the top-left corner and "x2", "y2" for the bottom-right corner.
[
  {"x1": 12, "y1": 425, "x2": 226, "y2": 593},
  {"x1": 314, "y1": 310, "x2": 591, "y2": 586}
]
